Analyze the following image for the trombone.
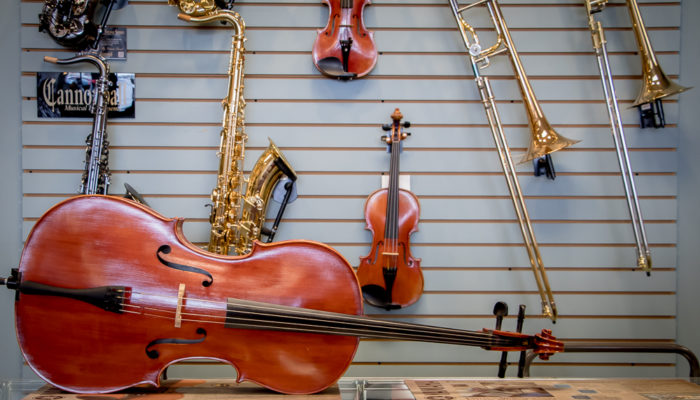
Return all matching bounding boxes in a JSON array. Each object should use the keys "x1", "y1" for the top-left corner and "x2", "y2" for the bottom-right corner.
[
  {"x1": 583, "y1": 0, "x2": 653, "y2": 273},
  {"x1": 623, "y1": 0, "x2": 691, "y2": 128},
  {"x1": 447, "y1": 0, "x2": 577, "y2": 322}
]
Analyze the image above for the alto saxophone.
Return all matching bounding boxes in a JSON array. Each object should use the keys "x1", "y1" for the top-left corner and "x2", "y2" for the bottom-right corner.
[{"x1": 170, "y1": 1, "x2": 297, "y2": 255}]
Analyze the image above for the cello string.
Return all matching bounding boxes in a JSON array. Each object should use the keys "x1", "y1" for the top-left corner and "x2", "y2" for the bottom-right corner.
[
  {"x1": 123, "y1": 292, "x2": 501, "y2": 341},
  {"x1": 121, "y1": 306, "x2": 517, "y2": 348},
  {"x1": 117, "y1": 295, "x2": 521, "y2": 348},
  {"x1": 124, "y1": 292, "x2": 498, "y2": 341}
]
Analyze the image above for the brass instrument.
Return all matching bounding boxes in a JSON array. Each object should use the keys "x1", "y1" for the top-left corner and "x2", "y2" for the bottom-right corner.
[
  {"x1": 170, "y1": 1, "x2": 297, "y2": 256},
  {"x1": 44, "y1": 53, "x2": 150, "y2": 205},
  {"x1": 39, "y1": 0, "x2": 123, "y2": 51},
  {"x1": 583, "y1": 0, "x2": 652, "y2": 274},
  {"x1": 624, "y1": 0, "x2": 691, "y2": 128},
  {"x1": 447, "y1": 0, "x2": 570, "y2": 321}
]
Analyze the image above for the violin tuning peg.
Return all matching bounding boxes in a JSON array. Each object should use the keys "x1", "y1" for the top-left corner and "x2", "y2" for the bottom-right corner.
[
  {"x1": 381, "y1": 124, "x2": 392, "y2": 131},
  {"x1": 380, "y1": 135, "x2": 389, "y2": 143},
  {"x1": 402, "y1": 121, "x2": 411, "y2": 128}
]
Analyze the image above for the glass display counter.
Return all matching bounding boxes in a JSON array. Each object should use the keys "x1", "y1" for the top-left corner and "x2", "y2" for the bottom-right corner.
[{"x1": 3, "y1": 378, "x2": 700, "y2": 400}]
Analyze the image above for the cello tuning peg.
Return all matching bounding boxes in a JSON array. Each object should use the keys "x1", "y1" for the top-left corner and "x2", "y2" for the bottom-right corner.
[
  {"x1": 492, "y1": 301, "x2": 508, "y2": 330},
  {"x1": 402, "y1": 121, "x2": 411, "y2": 128},
  {"x1": 381, "y1": 124, "x2": 392, "y2": 131}
]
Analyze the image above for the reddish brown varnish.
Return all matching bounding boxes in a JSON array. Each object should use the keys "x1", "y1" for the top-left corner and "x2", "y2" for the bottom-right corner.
[
  {"x1": 312, "y1": 0, "x2": 377, "y2": 79},
  {"x1": 356, "y1": 109, "x2": 423, "y2": 309},
  {"x1": 15, "y1": 195, "x2": 362, "y2": 395},
  {"x1": 12, "y1": 196, "x2": 563, "y2": 395}
]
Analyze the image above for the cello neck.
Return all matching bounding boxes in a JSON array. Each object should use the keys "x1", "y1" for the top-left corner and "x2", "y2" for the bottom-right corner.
[{"x1": 224, "y1": 297, "x2": 561, "y2": 356}]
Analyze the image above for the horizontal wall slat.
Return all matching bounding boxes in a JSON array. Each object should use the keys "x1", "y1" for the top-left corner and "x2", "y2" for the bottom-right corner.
[{"x1": 15, "y1": 0, "x2": 683, "y2": 381}]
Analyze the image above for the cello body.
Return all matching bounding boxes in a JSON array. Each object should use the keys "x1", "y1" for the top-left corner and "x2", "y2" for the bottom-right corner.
[
  {"x1": 14, "y1": 195, "x2": 362, "y2": 394},
  {"x1": 312, "y1": 0, "x2": 377, "y2": 79}
]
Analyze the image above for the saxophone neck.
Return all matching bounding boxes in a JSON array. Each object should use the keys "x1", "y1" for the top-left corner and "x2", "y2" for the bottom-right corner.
[{"x1": 177, "y1": 9, "x2": 245, "y2": 37}]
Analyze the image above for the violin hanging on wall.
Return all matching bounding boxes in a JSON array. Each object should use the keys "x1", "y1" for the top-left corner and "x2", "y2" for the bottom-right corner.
[
  {"x1": 356, "y1": 109, "x2": 423, "y2": 310},
  {"x1": 312, "y1": 0, "x2": 377, "y2": 80},
  {"x1": 1, "y1": 195, "x2": 562, "y2": 394}
]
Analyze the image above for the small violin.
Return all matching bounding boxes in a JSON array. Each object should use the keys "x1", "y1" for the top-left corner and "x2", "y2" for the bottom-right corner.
[
  {"x1": 2, "y1": 195, "x2": 562, "y2": 394},
  {"x1": 356, "y1": 109, "x2": 423, "y2": 310},
  {"x1": 312, "y1": 0, "x2": 377, "y2": 80}
]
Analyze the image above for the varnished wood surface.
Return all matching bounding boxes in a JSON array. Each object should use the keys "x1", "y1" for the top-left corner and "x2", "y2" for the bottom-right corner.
[{"x1": 16, "y1": 195, "x2": 362, "y2": 394}]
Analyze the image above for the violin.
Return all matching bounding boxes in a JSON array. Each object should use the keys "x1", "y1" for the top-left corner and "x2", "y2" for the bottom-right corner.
[
  {"x1": 2, "y1": 195, "x2": 562, "y2": 394},
  {"x1": 312, "y1": 0, "x2": 377, "y2": 80},
  {"x1": 356, "y1": 109, "x2": 423, "y2": 310}
]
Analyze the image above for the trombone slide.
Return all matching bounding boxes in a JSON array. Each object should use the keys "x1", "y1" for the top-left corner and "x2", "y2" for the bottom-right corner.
[
  {"x1": 448, "y1": 0, "x2": 559, "y2": 321},
  {"x1": 584, "y1": 0, "x2": 652, "y2": 273}
]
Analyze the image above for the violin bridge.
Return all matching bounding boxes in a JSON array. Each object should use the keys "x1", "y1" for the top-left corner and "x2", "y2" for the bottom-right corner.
[
  {"x1": 381, "y1": 252, "x2": 399, "y2": 256},
  {"x1": 174, "y1": 283, "x2": 186, "y2": 328}
]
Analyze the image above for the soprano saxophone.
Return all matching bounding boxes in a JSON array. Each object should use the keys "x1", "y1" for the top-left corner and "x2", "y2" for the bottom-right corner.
[{"x1": 170, "y1": 1, "x2": 297, "y2": 255}]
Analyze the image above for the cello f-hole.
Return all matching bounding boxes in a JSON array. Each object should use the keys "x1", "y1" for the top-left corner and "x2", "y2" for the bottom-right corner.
[
  {"x1": 156, "y1": 245, "x2": 213, "y2": 287},
  {"x1": 145, "y1": 328, "x2": 207, "y2": 359}
]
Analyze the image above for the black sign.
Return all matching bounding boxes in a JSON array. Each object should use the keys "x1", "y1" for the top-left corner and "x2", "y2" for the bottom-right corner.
[
  {"x1": 98, "y1": 27, "x2": 127, "y2": 61},
  {"x1": 37, "y1": 72, "x2": 135, "y2": 118}
]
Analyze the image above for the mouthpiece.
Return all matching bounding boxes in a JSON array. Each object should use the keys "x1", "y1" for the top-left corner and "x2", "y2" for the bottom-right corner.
[
  {"x1": 177, "y1": 13, "x2": 192, "y2": 22},
  {"x1": 44, "y1": 56, "x2": 58, "y2": 64}
]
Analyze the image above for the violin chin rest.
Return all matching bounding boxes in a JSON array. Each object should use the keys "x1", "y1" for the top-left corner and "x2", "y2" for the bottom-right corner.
[
  {"x1": 361, "y1": 284, "x2": 402, "y2": 311},
  {"x1": 317, "y1": 57, "x2": 357, "y2": 80}
]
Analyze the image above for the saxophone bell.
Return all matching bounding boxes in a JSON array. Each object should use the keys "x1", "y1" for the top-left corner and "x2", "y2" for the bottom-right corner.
[{"x1": 123, "y1": 183, "x2": 150, "y2": 207}]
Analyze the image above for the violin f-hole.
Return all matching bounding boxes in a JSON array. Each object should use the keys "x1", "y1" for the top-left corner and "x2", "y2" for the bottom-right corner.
[
  {"x1": 145, "y1": 328, "x2": 207, "y2": 359},
  {"x1": 156, "y1": 245, "x2": 213, "y2": 287}
]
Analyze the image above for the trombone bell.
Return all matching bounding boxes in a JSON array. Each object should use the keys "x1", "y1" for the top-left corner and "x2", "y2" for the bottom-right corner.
[
  {"x1": 521, "y1": 115, "x2": 581, "y2": 164},
  {"x1": 626, "y1": 0, "x2": 691, "y2": 108},
  {"x1": 633, "y1": 63, "x2": 691, "y2": 107}
]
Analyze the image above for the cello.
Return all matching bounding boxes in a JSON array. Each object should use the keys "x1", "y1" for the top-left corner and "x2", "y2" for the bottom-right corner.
[
  {"x1": 312, "y1": 0, "x2": 377, "y2": 79},
  {"x1": 1, "y1": 195, "x2": 562, "y2": 394},
  {"x1": 357, "y1": 109, "x2": 423, "y2": 310}
]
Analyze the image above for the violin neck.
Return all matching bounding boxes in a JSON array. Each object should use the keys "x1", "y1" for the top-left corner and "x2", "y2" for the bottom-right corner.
[
  {"x1": 383, "y1": 139, "x2": 401, "y2": 240},
  {"x1": 225, "y1": 298, "x2": 509, "y2": 349}
]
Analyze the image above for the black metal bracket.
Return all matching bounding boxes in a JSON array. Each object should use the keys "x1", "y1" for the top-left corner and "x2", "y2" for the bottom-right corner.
[
  {"x1": 491, "y1": 302, "x2": 528, "y2": 378},
  {"x1": 638, "y1": 99, "x2": 666, "y2": 129},
  {"x1": 262, "y1": 158, "x2": 298, "y2": 243},
  {"x1": 533, "y1": 154, "x2": 556, "y2": 180}
]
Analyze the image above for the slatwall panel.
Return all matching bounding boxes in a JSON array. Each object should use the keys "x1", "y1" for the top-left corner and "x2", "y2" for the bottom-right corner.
[{"x1": 19, "y1": 0, "x2": 681, "y2": 379}]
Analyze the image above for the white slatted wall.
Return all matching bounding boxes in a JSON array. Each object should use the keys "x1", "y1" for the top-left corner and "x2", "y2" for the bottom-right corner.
[{"x1": 19, "y1": 0, "x2": 682, "y2": 379}]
